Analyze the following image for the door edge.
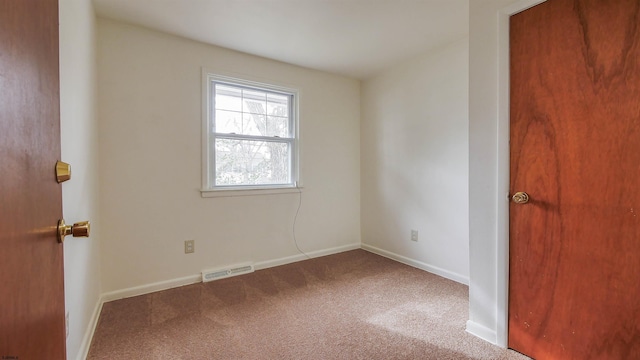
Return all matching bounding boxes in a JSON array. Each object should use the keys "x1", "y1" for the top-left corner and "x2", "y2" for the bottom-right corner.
[{"x1": 496, "y1": 0, "x2": 548, "y2": 349}]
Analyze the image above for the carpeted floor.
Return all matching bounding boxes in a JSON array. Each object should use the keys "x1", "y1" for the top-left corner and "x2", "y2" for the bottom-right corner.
[{"x1": 88, "y1": 250, "x2": 530, "y2": 359}]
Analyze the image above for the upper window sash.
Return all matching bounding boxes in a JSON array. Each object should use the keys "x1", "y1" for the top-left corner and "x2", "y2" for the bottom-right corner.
[{"x1": 210, "y1": 80, "x2": 294, "y2": 139}]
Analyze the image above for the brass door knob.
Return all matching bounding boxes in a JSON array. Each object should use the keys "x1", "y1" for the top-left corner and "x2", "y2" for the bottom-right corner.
[
  {"x1": 57, "y1": 219, "x2": 90, "y2": 243},
  {"x1": 512, "y1": 192, "x2": 530, "y2": 204}
]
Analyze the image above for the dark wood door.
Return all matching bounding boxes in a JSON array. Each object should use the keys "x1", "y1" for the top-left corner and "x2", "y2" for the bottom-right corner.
[
  {"x1": 509, "y1": 0, "x2": 640, "y2": 359},
  {"x1": 0, "y1": 0, "x2": 66, "y2": 358}
]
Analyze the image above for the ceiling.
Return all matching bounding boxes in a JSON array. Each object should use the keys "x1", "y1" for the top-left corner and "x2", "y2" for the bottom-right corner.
[{"x1": 93, "y1": 0, "x2": 469, "y2": 80}]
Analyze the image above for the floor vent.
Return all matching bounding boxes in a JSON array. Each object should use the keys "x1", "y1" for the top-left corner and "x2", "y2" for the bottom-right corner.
[{"x1": 202, "y1": 263, "x2": 254, "y2": 282}]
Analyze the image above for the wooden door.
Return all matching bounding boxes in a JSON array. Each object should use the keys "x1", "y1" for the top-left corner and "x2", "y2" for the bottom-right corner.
[
  {"x1": 0, "y1": 0, "x2": 66, "y2": 358},
  {"x1": 509, "y1": 0, "x2": 640, "y2": 359}
]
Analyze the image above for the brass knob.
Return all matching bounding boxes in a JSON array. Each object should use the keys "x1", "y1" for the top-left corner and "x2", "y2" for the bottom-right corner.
[
  {"x1": 57, "y1": 219, "x2": 91, "y2": 243},
  {"x1": 512, "y1": 192, "x2": 530, "y2": 204}
]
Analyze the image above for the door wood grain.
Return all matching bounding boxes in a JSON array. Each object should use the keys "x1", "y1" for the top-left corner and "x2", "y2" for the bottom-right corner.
[
  {"x1": 0, "y1": 0, "x2": 66, "y2": 358},
  {"x1": 509, "y1": 0, "x2": 640, "y2": 359}
]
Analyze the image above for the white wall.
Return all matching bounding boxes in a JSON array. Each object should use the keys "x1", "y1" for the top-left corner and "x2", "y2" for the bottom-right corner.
[
  {"x1": 361, "y1": 39, "x2": 469, "y2": 284},
  {"x1": 467, "y1": 0, "x2": 545, "y2": 347},
  {"x1": 59, "y1": 0, "x2": 101, "y2": 359},
  {"x1": 97, "y1": 19, "x2": 361, "y2": 294}
]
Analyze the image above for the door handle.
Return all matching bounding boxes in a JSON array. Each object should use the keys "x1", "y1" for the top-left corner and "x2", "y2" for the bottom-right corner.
[
  {"x1": 57, "y1": 219, "x2": 90, "y2": 243},
  {"x1": 512, "y1": 192, "x2": 530, "y2": 204}
]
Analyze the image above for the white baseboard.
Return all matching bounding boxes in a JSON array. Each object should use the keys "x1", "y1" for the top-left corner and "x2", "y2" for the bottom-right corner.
[
  {"x1": 76, "y1": 297, "x2": 104, "y2": 360},
  {"x1": 361, "y1": 243, "x2": 469, "y2": 285},
  {"x1": 466, "y1": 320, "x2": 498, "y2": 345},
  {"x1": 254, "y1": 243, "x2": 361, "y2": 270},
  {"x1": 101, "y1": 274, "x2": 202, "y2": 303}
]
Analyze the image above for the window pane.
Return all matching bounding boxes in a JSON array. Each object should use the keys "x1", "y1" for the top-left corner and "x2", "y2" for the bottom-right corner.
[
  {"x1": 267, "y1": 93, "x2": 289, "y2": 117},
  {"x1": 266, "y1": 115, "x2": 289, "y2": 137},
  {"x1": 243, "y1": 90, "x2": 266, "y2": 115},
  {"x1": 242, "y1": 113, "x2": 265, "y2": 136},
  {"x1": 215, "y1": 139, "x2": 290, "y2": 186},
  {"x1": 215, "y1": 84, "x2": 242, "y2": 112},
  {"x1": 215, "y1": 110, "x2": 242, "y2": 133}
]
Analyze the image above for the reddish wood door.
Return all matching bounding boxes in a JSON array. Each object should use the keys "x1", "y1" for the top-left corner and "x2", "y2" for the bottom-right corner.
[
  {"x1": 0, "y1": 0, "x2": 66, "y2": 358},
  {"x1": 509, "y1": 0, "x2": 640, "y2": 359}
]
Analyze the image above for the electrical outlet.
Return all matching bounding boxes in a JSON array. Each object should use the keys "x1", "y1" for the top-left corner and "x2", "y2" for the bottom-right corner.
[
  {"x1": 411, "y1": 230, "x2": 419, "y2": 242},
  {"x1": 184, "y1": 240, "x2": 195, "y2": 254},
  {"x1": 65, "y1": 312, "x2": 69, "y2": 338}
]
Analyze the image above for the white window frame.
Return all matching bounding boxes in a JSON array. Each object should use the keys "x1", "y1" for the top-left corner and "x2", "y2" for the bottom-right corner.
[{"x1": 201, "y1": 70, "x2": 300, "y2": 197}]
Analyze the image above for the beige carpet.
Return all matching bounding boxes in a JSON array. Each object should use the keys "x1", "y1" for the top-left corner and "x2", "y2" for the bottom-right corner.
[{"x1": 88, "y1": 250, "x2": 530, "y2": 359}]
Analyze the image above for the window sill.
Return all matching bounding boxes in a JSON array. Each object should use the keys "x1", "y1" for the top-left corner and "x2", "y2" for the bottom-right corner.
[{"x1": 200, "y1": 186, "x2": 302, "y2": 198}]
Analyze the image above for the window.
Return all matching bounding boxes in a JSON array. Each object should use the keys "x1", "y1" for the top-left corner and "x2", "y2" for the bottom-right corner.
[{"x1": 202, "y1": 72, "x2": 298, "y2": 193}]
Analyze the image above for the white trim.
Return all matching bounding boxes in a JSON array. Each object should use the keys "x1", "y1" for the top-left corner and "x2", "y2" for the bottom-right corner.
[
  {"x1": 495, "y1": 0, "x2": 549, "y2": 348},
  {"x1": 201, "y1": 67, "x2": 210, "y2": 193},
  {"x1": 200, "y1": 186, "x2": 302, "y2": 198},
  {"x1": 466, "y1": 320, "x2": 498, "y2": 345},
  {"x1": 76, "y1": 297, "x2": 103, "y2": 360},
  {"x1": 101, "y1": 274, "x2": 202, "y2": 303},
  {"x1": 361, "y1": 243, "x2": 469, "y2": 285},
  {"x1": 501, "y1": 0, "x2": 547, "y2": 16},
  {"x1": 254, "y1": 243, "x2": 361, "y2": 270}
]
